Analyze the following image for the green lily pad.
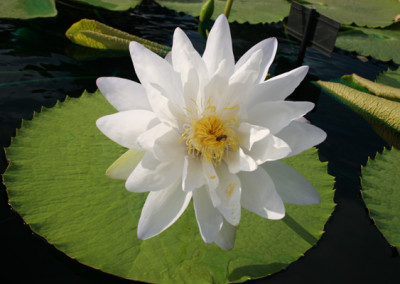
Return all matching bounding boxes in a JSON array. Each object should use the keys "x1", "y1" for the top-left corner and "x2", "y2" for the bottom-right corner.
[
  {"x1": 0, "y1": 0, "x2": 141, "y2": 19},
  {"x1": 336, "y1": 23, "x2": 400, "y2": 64},
  {"x1": 156, "y1": 0, "x2": 291, "y2": 24},
  {"x1": 71, "y1": 0, "x2": 141, "y2": 11},
  {"x1": 0, "y1": 0, "x2": 56, "y2": 19},
  {"x1": 376, "y1": 67, "x2": 400, "y2": 89},
  {"x1": 65, "y1": 19, "x2": 171, "y2": 56},
  {"x1": 4, "y1": 90, "x2": 334, "y2": 283},
  {"x1": 303, "y1": 0, "x2": 400, "y2": 28},
  {"x1": 315, "y1": 80, "x2": 400, "y2": 148},
  {"x1": 157, "y1": 0, "x2": 399, "y2": 26},
  {"x1": 362, "y1": 148, "x2": 400, "y2": 252},
  {"x1": 342, "y1": 73, "x2": 400, "y2": 103}
]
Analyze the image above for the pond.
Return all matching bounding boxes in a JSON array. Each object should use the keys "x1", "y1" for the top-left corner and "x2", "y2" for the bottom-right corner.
[{"x1": 0, "y1": 0, "x2": 399, "y2": 283}]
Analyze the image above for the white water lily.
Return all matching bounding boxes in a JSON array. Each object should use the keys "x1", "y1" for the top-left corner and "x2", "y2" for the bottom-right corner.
[{"x1": 96, "y1": 15, "x2": 326, "y2": 250}]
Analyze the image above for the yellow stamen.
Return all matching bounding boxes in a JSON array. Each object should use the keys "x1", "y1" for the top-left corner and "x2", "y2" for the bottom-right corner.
[{"x1": 180, "y1": 114, "x2": 239, "y2": 165}]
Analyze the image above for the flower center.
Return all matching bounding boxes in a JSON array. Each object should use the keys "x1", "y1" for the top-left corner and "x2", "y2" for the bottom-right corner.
[{"x1": 181, "y1": 114, "x2": 239, "y2": 165}]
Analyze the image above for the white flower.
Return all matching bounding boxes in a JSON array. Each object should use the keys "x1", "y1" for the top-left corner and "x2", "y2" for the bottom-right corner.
[{"x1": 96, "y1": 15, "x2": 326, "y2": 250}]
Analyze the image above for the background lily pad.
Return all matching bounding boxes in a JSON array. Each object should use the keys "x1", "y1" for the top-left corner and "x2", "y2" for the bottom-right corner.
[
  {"x1": 72, "y1": 0, "x2": 141, "y2": 11},
  {"x1": 362, "y1": 147, "x2": 400, "y2": 252},
  {"x1": 303, "y1": 0, "x2": 400, "y2": 28},
  {"x1": 65, "y1": 19, "x2": 171, "y2": 55},
  {"x1": 335, "y1": 23, "x2": 400, "y2": 64},
  {"x1": 377, "y1": 67, "x2": 400, "y2": 88},
  {"x1": 4, "y1": 90, "x2": 335, "y2": 283},
  {"x1": 2, "y1": 0, "x2": 399, "y2": 27},
  {"x1": 157, "y1": 0, "x2": 291, "y2": 23},
  {"x1": 315, "y1": 80, "x2": 400, "y2": 148},
  {"x1": 0, "y1": 0, "x2": 57, "y2": 19},
  {"x1": 0, "y1": 0, "x2": 141, "y2": 19}
]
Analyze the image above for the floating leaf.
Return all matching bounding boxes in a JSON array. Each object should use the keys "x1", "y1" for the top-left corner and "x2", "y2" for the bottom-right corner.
[
  {"x1": 157, "y1": 0, "x2": 399, "y2": 26},
  {"x1": 315, "y1": 80, "x2": 400, "y2": 148},
  {"x1": 71, "y1": 0, "x2": 141, "y2": 11},
  {"x1": 156, "y1": 0, "x2": 291, "y2": 24},
  {"x1": 0, "y1": 0, "x2": 141, "y2": 19},
  {"x1": 4, "y1": 90, "x2": 335, "y2": 283},
  {"x1": 303, "y1": 0, "x2": 400, "y2": 28},
  {"x1": 376, "y1": 67, "x2": 400, "y2": 89},
  {"x1": 65, "y1": 19, "x2": 171, "y2": 56},
  {"x1": 342, "y1": 73, "x2": 400, "y2": 102},
  {"x1": 362, "y1": 148, "x2": 400, "y2": 252},
  {"x1": 336, "y1": 23, "x2": 400, "y2": 64},
  {"x1": 0, "y1": 0, "x2": 57, "y2": 19}
]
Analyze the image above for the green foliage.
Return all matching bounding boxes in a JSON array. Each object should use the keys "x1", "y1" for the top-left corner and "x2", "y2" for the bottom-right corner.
[
  {"x1": 336, "y1": 23, "x2": 400, "y2": 64},
  {"x1": 1, "y1": 0, "x2": 398, "y2": 29},
  {"x1": 376, "y1": 67, "x2": 400, "y2": 89},
  {"x1": 157, "y1": 0, "x2": 291, "y2": 24},
  {"x1": 0, "y1": 0, "x2": 141, "y2": 19},
  {"x1": 362, "y1": 148, "x2": 400, "y2": 252},
  {"x1": 0, "y1": 0, "x2": 56, "y2": 19},
  {"x1": 157, "y1": 0, "x2": 399, "y2": 26},
  {"x1": 302, "y1": 0, "x2": 400, "y2": 28},
  {"x1": 315, "y1": 78, "x2": 400, "y2": 148},
  {"x1": 4, "y1": 90, "x2": 335, "y2": 283},
  {"x1": 65, "y1": 19, "x2": 171, "y2": 56},
  {"x1": 199, "y1": 0, "x2": 214, "y2": 22},
  {"x1": 342, "y1": 73, "x2": 400, "y2": 103},
  {"x1": 71, "y1": 0, "x2": 141, "y2": 11}
]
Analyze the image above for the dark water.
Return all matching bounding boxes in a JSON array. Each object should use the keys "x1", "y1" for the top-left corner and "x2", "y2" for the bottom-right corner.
[{"x1": 0, "y1": 0, "x2": 399, "y2": 283}]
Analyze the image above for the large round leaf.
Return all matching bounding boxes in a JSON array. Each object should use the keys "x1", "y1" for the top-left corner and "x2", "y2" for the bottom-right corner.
[
  {"x1": 0, "y1": 0, "x2": 141, "y2": 19},
  {"x1": 304, "y1": 0, "x2": 400, "y2": 28},
  {"x1": 362, "y1": 148, "x2": 400, "y2": 252},
  {"x1": 0, "y1": 0, "x2": 56, "y2": 19},
  {"x1": 377, "y1": 67, "x2": 400, "y2": 88},
  {"x1": 336, "y1": 23, "x2": 400, "y2": 64},
  {"x1": 156, "y1": 0, "x2": 291, "y2": 23},
  {"x1": 72, "y1": 0, "x2": 141, "y2": 11},
  {"x1": 157, "y1": 0, "x2": 399, "y2": 27},
  {"x1": 4, "y1": 91, "x2": 335, "y2": 283}
]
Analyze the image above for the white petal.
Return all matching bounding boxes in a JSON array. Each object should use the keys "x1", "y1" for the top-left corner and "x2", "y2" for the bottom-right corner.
[
  {"x1": 129, "y1": 42, "x2": 184, "y2": 107},
  {"x1": 193, "y1": 186, "x2": 224, "y2": 243},
  {"x1": 172, "y1": 28, "x2": 208, "y2": 99},
  {"x1": 202, "y1": 160, "x2": 220, "y2": 207},
  {"x1": 202, "y1": 15, "x2": 234, "y2": 78},
  {"x1": 246, "y1": 134, "x2": 291, "y2": 164},
  {"x1": 214, "y1": 219, "x2": 236, "y2": 250},
  {"x1": 106, "y1": 150, "x2": 145, "y2": 180},
  {"x1": 238, "y1": 122, "x2": 270, "y2": 151},
  {"x1": 146, "y1": 83, "x2": 182, "y2": 128},
  {"x1": 96, "y1": 77, "x2": 151, "y2": 111},
  {"x1": 276, "y1": 120, "x2": 326, "y2": 158},
  {"x1": 164, "y1": 51, "x2": 172, "y2": 64},
  {"x1": 137, "y1": 123, "x2": 184, "y2": 162},
  {"x1": 238, "y1": 167, "x2": 285, "y2": 219},
  {"x1": 261, "y1": 160, "x2": 320, "y2": 205},
  {"x1": 182, "y1": 156, "x2": 206, "y2": 192},
  {"x1": 235, "y1": 37, "x2": 277, "y2": 83},
  {"x1": 137, "y1": 180, "x2": 192, "y2": 239},
  {"x1": 247, "y1": 66, "x2": 309, "y2": 108},
  {"x1": 215, "y1": 163, "x2": 241, "y2": 226},
  {"x1": 203, "y1": 60, "x2": 229, "y2": 110},
  {"x1": 96, "y1": 110, "x2": 159, "y2": 150},
  {"x1": 226, "y1": 148, "x2": 258, "y2": 174},
  {"x1": 247, "y1": 101, "x2": 315, "y2": 134},
  {"x1": 217, "y1": 50, "x2": 262, "y2": 111},
  {"x1": 125, "y1": 153, "x2": 184, "y2": 192}
]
